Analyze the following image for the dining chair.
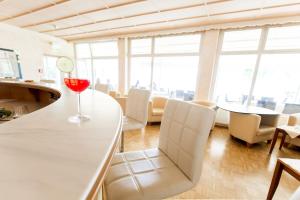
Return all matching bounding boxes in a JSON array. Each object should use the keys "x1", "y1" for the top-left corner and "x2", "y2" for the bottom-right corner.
[
  {"x1": 104, "y1": 99, "x2": 215, "y2": 200},
  {"x1": 121, "y1": 88, "x2": 151, "y2": 152}
]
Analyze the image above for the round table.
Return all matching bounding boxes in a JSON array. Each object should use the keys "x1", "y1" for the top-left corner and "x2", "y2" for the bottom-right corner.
[{"x1": 217, "y1": 103, "x2": 279, "y2": 115}]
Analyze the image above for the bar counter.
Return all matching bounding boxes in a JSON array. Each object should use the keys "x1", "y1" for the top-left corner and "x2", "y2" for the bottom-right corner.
[{"x1": 0, "y1": 81, "x2": 123, "y2": 199}]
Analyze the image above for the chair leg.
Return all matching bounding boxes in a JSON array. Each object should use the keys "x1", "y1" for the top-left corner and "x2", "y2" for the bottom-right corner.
[{"x1": 120, "y1": 131, "x2": 124, "y2": 152}]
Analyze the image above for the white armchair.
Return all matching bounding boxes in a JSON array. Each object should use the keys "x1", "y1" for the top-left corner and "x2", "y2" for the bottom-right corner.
[
  {"x1": 229, "y1": 112, "x2": 279, "y2": 147},
  {"x1": 285, "y1": 113, "x2": 300, "y2": 147},
  {"x1": 147, "y1": 96, "x2": 168, "y2": 123}
]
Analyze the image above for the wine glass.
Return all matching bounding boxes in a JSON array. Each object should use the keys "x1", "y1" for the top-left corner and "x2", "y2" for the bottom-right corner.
[{"x1": 57, "y1": 57, "x2": 90, "y2": 123}]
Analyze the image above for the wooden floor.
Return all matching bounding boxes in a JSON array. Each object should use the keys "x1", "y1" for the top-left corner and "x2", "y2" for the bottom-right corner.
[{"x1": 124, "y1": 125, "x2": 300, "y2": 199}]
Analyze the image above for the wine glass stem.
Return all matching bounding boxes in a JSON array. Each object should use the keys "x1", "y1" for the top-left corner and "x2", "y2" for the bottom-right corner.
[{"x1": 78, "y1": 92, "x2": 81, "y2": 117}]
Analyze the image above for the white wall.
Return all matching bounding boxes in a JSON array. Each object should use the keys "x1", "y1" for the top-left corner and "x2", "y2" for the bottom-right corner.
[{"x1": 0, "y1": 23, "x2": 73, "y2": 80}]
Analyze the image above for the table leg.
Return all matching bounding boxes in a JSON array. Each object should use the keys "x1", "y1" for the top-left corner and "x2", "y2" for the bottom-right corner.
[
  {"x1": 267, "y1": 160, "x2": 284, "y2": 200},
  {"x1": 279, "y1": 133, "x2": 286, "y2": 150},
  {"x1": 269, "y1": 128, "x2": 279, "y2": 154}
]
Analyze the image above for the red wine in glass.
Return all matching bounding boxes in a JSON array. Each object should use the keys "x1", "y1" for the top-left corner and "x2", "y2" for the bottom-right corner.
[
  {"x1": 64, "y1": 78, "x2": 90, "y2": 123},
  {"x1": 64, "y1": 78, "x2": 90, "y2": 92}
]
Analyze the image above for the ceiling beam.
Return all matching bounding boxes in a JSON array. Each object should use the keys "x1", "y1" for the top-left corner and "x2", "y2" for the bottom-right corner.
[
  {"x1": 21, "y1": 0, "x2": 146, "y2": 28},
  {"x1": 41, "y1": 0, "x2": 229, "y2": 33},
  {"x1": 56, "y1": 2, "x2": 300, "y2": 39},
  {"x1": 0, "y1": 0, "x2": 71, "y2": 21}
]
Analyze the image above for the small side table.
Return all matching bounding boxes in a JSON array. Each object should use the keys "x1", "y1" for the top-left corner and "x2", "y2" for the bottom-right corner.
[
  {"x1": 267, "y1": 158, "x2": 300, "y2": 200},
  {"x1": 269, "y1": 128, "x2": 288, "y2": 154}
]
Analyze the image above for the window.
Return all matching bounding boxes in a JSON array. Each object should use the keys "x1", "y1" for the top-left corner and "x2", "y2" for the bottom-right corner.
[
  {"x1": 129, "y1": 34, "x2": 201, "y2": 100},
  {"x1": 0, "y1": 49, "x2": 21, "y2": 78},
  {"x1": 43, "y1": 56, "x2": 61, "y2": 84},
  {"x1": 221, "y1": 29, "x2": 261, "y2": 51},
  {"x1": 214, "y1": 25, "x2": 300, "y2": 113},
  {"x1": 75, "y1": 40, "x2": 119, "y2": 89}
]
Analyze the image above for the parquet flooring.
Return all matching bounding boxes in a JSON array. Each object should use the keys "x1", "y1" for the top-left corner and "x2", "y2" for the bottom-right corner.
[{"x1": 123, "y1": 125, "x2": 300, "y2": 199}]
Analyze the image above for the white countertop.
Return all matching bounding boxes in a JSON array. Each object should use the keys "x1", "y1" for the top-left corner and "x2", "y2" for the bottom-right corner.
[{"x1": 0, "y1": 81, "x2": 123, "y2": 199}]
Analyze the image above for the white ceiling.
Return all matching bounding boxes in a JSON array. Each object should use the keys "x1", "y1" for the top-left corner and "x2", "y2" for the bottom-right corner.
[{"x1": 0, "y1": 0, "x2": 300, "y2": 41}]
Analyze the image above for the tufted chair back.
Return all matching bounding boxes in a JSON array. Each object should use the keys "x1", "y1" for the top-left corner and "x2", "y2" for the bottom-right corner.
[
  {"x1": 125, "y1": 88, "x2": 151, "y2": 126},
  {"x1": 159, "y1": 99, "x2": 214, "y2": 184}
]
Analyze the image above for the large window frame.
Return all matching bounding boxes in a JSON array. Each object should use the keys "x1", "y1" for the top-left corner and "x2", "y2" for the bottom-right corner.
[
  {"x1": 213, "y1": 24, "x2": 300, "y2": 110},
  {"x1": 75, "y1": 40, "x2": 119, "y2": 89},
  {"x1": 128, "y1": 33, "x2": 202, "y2": 99}
]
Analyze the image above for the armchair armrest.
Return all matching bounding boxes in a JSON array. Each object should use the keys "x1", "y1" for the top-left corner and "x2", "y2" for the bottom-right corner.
[{"x1": 229, "y1": 112, "x2": 261, "y2": 135}]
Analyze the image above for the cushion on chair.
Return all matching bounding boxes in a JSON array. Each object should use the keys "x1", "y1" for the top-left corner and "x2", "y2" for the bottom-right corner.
[
  {"x1": 104, "y1": 149, "x2": 193, "y2": 200},
  {"x1": 152, "y1": 108, "x2": 164, "y2": 116},
  {"x1": 123, "y1": 116, "x2": 145, "y2": 132}
]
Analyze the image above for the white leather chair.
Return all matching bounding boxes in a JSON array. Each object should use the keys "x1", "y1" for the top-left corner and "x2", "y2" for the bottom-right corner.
[
  {"x1": 104, "y1": 100, "x2": 215, "y2": 200},
  {"x1": 285, "y1": 113, "x2": 300, "y2": 147},
  {"x1": 147, "y1": 96, "x2": 168, "y2": 123},
  {"x1": 229, "y1": 112, "x2": 279, "y2": 147},
  {"x1": 192, "y1": 100, "x2": 217, "y2": 130},
  {"x1": 121, "y1": 88, "x2": 151, "y2": 152}
]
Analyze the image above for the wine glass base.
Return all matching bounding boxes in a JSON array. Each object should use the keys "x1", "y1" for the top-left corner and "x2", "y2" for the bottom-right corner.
[{"x1": 68, "y1": 114, "x2": 90, "y2": 123}]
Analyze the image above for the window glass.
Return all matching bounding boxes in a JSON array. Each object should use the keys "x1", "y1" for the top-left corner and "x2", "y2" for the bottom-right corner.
[
  {"x1": 0, "y1": 50, "x2": 20, "y2": 78},
  {"x1": 265, "y1": 26, "x2": 300, "y2": 50},
  {"x1": 252, "y1": 54, "x2": 300, "y2": 111},
  {"x1": 93, "y1": 59, "x2": 118, "y2": 90},
  {"x1": 152, "y1": 56, "x2": 198, "y2": 100},
  {"x1": 76, "y1": 43, "x2": 91, "y2": 58},
  {"x1": 131, "y1": 38, "x2": 152, "y2": 55},
  {"x1": 222, "y1": 29, "x2": 261, "y2": 51},
  {"x1": 155, "y1": 34, "x2": 200, "y2": 54},
  {"x1": 77, "y1": 59, "x2": 92, "y2": 83},
  {"x1": 130, "y1": 57, "x2": 152, "y2": 89},
  {"x1": 214, "y1": 55, "x2": 257, "y2": 104},
  {"x1": 43, "y1": 56, "x2": 60, "y2": 84},
  {"x1": 91, "y1": 41, "x2": 118, "y2": 57}
]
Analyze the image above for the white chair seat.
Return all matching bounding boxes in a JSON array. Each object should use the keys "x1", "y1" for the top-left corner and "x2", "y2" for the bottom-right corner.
[
  {"x1": 104, "y1": 148, "x2": 193, "y2": 200},
  {"x1": 123, "y1": 116, "x2": 144, "y2": 132}
]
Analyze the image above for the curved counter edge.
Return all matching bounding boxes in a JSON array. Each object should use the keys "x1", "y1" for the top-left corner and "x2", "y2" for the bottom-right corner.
[{"x1": 0, "y1": 81, "x2": 123, "y2": 200}]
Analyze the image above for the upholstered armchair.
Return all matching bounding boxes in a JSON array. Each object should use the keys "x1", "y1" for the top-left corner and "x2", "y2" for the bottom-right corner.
[
  {"x1": 192, "y1": 100, "x2": 217, "y2": 130},
  {"x1": 285, "y1": 113, "x2": 300, "y2": 147},
  {"x1": 229, "y1": 112, "x2": 279, "y2": 147},
  {"x1": 147, "y1": 96, "x2": 168, "y2": 123}
]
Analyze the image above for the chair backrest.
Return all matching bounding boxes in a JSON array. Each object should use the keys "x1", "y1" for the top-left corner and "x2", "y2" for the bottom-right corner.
[
  {"x1": 125, "y1": 88, "x2": 151, "y2": 125},
  {"x1": 95, "y1": 83, "x2": 109, "y2": 94},
  {"x1": 158, "y1": 99, "x2": 214, "y2": 184}
]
